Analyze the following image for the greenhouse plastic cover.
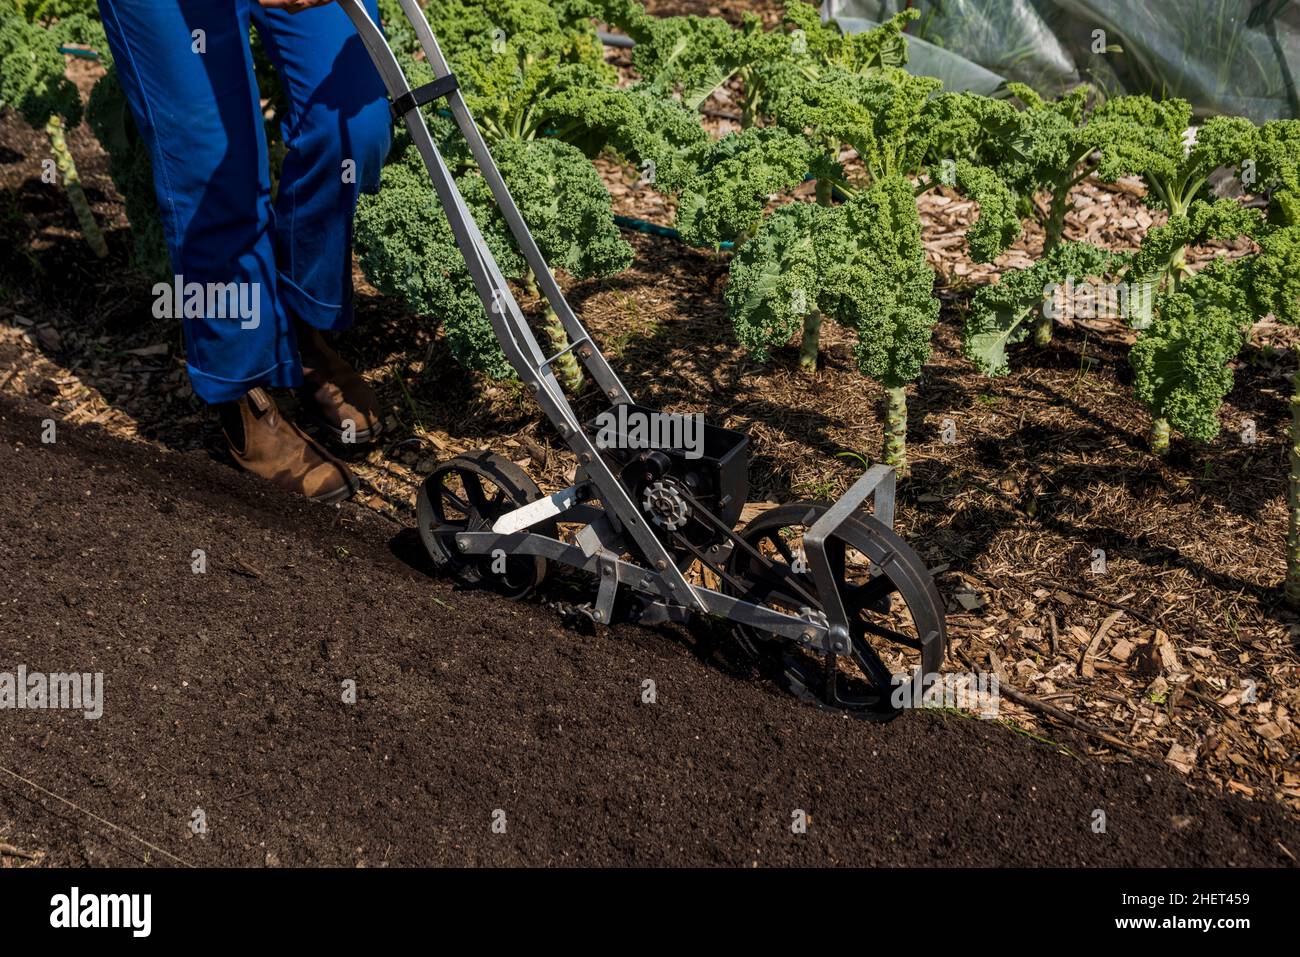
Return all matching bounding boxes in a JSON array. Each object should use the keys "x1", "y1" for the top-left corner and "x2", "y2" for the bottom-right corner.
[{"x1": 823, "y1": 0, "x2": 1300, "y2": 121}]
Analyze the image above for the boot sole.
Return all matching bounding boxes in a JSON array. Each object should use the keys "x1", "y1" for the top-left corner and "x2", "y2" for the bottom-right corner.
[{"x1": 309, "y1": 471, "x2": 359, "y2": 505}]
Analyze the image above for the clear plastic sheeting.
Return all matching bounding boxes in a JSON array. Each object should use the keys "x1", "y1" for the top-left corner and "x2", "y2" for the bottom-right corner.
[
  {"x1": 824, "y1": 0, "x2": 1080, "y2": 94},
  {"x1": 823, "y1": 0, "x2": 1300, "y2": 121}
]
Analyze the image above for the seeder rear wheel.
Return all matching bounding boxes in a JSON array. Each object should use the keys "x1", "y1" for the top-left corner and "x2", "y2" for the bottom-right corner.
[
  {"x1": 724, "y1": 503, "x2": 945, "y2": 719},
  {"x1": 416, "y1": 450, "x2": 554, "y2": 599}
]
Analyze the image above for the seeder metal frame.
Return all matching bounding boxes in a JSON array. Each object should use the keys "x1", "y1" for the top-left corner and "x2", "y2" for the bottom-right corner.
[{"x1": 340, "y1": 0, "x2": 946, "y2": 712}]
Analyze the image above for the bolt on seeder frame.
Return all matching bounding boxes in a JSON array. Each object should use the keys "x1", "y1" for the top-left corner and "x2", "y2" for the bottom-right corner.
[{"x1": 341, "y1": 0, "x2": 946, "y2": 714}]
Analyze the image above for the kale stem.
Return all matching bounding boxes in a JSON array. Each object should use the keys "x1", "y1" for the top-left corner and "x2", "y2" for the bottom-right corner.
[
  {"x1": 45, "y1": 115, "x2": 107, "y2": 259},
  {"x1": 1150, "y1": 417, "x2": 1171, "y2": 456},
  {"x1": 525, "y1": 269, "x2": 583, "y2": 394},
  {"x1": 799, "y1": 310, "x2": 822, "y2": 372},
  {"x1": 882, "y1": 385, "x2": 909, "y2": 475}
]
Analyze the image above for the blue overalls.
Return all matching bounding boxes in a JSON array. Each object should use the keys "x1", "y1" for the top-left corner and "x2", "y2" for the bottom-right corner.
[{"x1": 96, "y1": 0, "x2": 392, "y2": 403}]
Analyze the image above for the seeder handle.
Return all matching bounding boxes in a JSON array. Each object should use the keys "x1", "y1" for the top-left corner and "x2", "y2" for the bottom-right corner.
[
  {"x1": 389, "y1": 0, "x2": 634, "y2": 406},
  {"x1": 338, "y1": 0, "x2": 707, "y2": 612}
]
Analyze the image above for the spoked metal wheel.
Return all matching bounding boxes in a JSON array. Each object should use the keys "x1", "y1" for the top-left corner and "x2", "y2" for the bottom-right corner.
[
  {"x1": 416, "y1": 450, "x2": 554, "y2": 599},
  {"x1": 723, "y1": 503, "x2": 946, "y2": 720}
]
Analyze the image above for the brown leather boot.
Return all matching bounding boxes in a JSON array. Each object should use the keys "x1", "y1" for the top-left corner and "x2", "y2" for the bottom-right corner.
[
  {"x1": 296, "y1": 325, "x2": 383, "y2": 447},
  {"x1": 220, "y1": 388, "x2": 357, "y2": 504}
]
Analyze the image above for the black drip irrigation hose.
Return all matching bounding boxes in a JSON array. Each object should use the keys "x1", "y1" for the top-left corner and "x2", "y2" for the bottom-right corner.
[
  {"x1": 597, "y1": 29, "x2": 635, "y2": 49},
  {"x1": 613, "y1": 214, "x2": 735, "y2": 250}
]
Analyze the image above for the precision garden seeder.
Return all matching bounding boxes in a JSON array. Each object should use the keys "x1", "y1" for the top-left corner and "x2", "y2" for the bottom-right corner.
[{"x1": 342, "y1": 0, "x2": 947, "y2": 718}]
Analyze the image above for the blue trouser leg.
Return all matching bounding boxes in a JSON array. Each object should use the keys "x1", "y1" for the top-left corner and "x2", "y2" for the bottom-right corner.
[
  {"x1": 95, "y1": 0, "x2": 390, "y2": 404},
  {"x1": 250, "y1": 1, "x2": 391, "y2": 333}
]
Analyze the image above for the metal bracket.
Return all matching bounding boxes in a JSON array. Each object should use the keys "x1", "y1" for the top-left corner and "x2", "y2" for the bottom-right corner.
[
  {"x1": 390, "y1": 73, "x2": 459, "y2": 119},
  {"x1": 492, "y1": 484, "x2": 585, "y2": 535},
  {"x1": 592, "y1": 554, "x2": 620, "y2": 624},
  {"x1": 803, "y1": 465, "x2": 897, "y2": 654}
]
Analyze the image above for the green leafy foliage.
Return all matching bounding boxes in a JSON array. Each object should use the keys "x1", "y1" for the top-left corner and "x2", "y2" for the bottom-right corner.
[
  {"x1": 726, "y1": 175, "x2": 939, "y2": 466},
  {"x1": 357, "y1": 128, "x2": 631, "y2": 377},
  {"x1": 376, "y1": 0, "x2": 420, "y2": 59},
  {"x1": 1122, "y1": 197, "x2": 1265, "y2": 331},
  {"x1": 826, "y1": 176, "x2": 940, "y2": 389},
  {"x1": 674, "y1": 126, "x2": 814, "y2": 248},
  {"x1": 963, "y1": 242, "x2": 1125, "y2": 375},
  {"x1": 729, "y1": 176, "x2": 938, "y2": 387},
  {"x1": 9, "y1": 0, "x2": 98, "y2": 27},
  {"x1": 357, "y1": 145, "x2": 519, "y2": 379},
  {"x1": 953, "y1": 160, "x2": 1021, "y2": 264},
  {"x1": 953, "y1": 85, "x2": 1142, "y2": 263},
  {"x1": 757, "y1": 61, "x2": 1023, "y2": 264},
  {"x1": 487, "y1": 136, "x2": 633, "y2": 280},
  {"x1": 1130, "y1": 256, "x2": 1255, "y2": 442},
  {"x1": 1253, "y1": 225, "x2": 1300, "y2": 327},
  {"x1": 408, "y1": 0, "x2": 615, "y2": 148},
  {"x1": 990, "y1": 84, "x2": 1090, "y2": 193},
  {"x1": 43, "y1": 8, "x2": 103, "y2": 48},
  {"x1": 1129, "y1": 197, "x2": 1263, "y2": 280},
  {"x1": 766, "y1": 65, "x2": 946, "y2": 185},
  {"x1": 629, "y1": 11, "x2": 779, "y2": 111},
  {"x1": 1253, "y1": 119, "x2": 1300, "y2": 225},
  {"x1": 1087, "y1": 97, "x2": 1257, "y2": 216},
  {"x1": 533, "y1": 83, "x2": 708, "y2": 193},
  {"x1": 726, "y1": 199, "x2": 825, "y2": 358},
  {"x1": 353, "y1": 1, "x2": 635, "y2": 380},
  {"x1": 423, "y1": 0, "x2": 606, "y2": 66},
  {"x1": 2, "y1": 6, "x2": 108, "y2": 256},
  {"x1": 779, "y1": 1, "x2": 915, "y2": 75},
  {"x1": 0, "y1": 5, "x2": 82, "y2": 127}
]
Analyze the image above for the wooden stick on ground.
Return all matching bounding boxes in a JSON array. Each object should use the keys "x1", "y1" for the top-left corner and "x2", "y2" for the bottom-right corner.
[
  {"x1": 996, "y1": 682, "x2": 1152, "y2": 758},
  {"x1": 957, "y1": 648, "x2": 1156, "y2": 760}
]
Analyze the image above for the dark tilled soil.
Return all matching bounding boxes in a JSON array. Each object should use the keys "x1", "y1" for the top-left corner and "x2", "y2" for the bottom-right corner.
[{"x1": 0, "y1": 394, "x2": 1296, "y2": 868}]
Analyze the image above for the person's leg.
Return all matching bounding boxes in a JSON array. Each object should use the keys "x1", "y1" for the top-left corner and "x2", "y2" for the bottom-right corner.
[
  {"x1": 96, "y1": 0, "x2": 354, "y2": 501},
  {"x1": 96, "y1": 0, "x2": 300, "y2": 402},
  {"x1": 249, "y1": 0, "x2": 391, "y2": 334},
  {"x1": 250, "y1": 0, "x2": 391, "y2": 443}
]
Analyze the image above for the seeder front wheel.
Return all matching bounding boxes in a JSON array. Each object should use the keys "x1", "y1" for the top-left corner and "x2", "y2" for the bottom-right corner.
[
  {"x1": 723, "y1": 503, "x2": 946, "y2": 719},
  {"x1": 415, "y1": 450, "x2": 554, "y2": 599}
]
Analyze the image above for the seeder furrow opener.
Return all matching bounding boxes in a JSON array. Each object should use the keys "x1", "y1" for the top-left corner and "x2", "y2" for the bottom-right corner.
[{"x1": 342, "y1": 0, "x2": 947, "y2": 718}]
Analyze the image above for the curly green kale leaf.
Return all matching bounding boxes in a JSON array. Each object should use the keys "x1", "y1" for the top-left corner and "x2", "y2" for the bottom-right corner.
[
  {"x1": 1253, "y1": 225, "x2": 1300, "y2": 327},
  {"x1": 1086, "y1": 97, "x2": 1256, "y2": 215},
  {"x1": 725, "y1": 175, "x2": 939, "y2": 389},
  {"x1": 0, "y1": 8, "x2": 82, "y2": 127},
  {"x1": 674, "y1": 126, "x2": 814, "y2": 248},
  {"x1": 782, "y1": 1, "x2": 915, "y2": 75},
  {"x1": 765, "y1": 65, "x2": 943, "y2": 184},
  {"x1": 631, "y1": 11, "x2": 780, "y2": 111},
  {"x1": 823, "y1": 175, "x2": 940, "y2": 388},
  {"x1": 489, "y1": 136, "x2": 633, "y2": 279},
  {"x1": 1253, "y1": 119, "x2": 1300, "y2": 225},
  {"x1": 542, "y1": 84, "x2": 709, "y2": 194},
  {"x1": 356, "y1": 146, "x2": 522, "y2": 379},
  {"x1": 954, "y1": 160, "x2": 1021, "y2": 263},
  {"x1": 1124, "y1": 197, "x2": 1265, "y2": 327},
  {"x1": 725, "y1": 199, "x2": 827, "y2": 358},
  {"x1": 356, "y1": 130, "x2": 630, "y2": 378},
  {"x1": 1130, "y1": 256, "x2": 1254, "y2": 443},
  {"x1": 424, "y1": 0, "x2": 606, "y2": 68},
  {"x1": 963, "y1": 242, "x2": 1124, "y2": 376}
]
